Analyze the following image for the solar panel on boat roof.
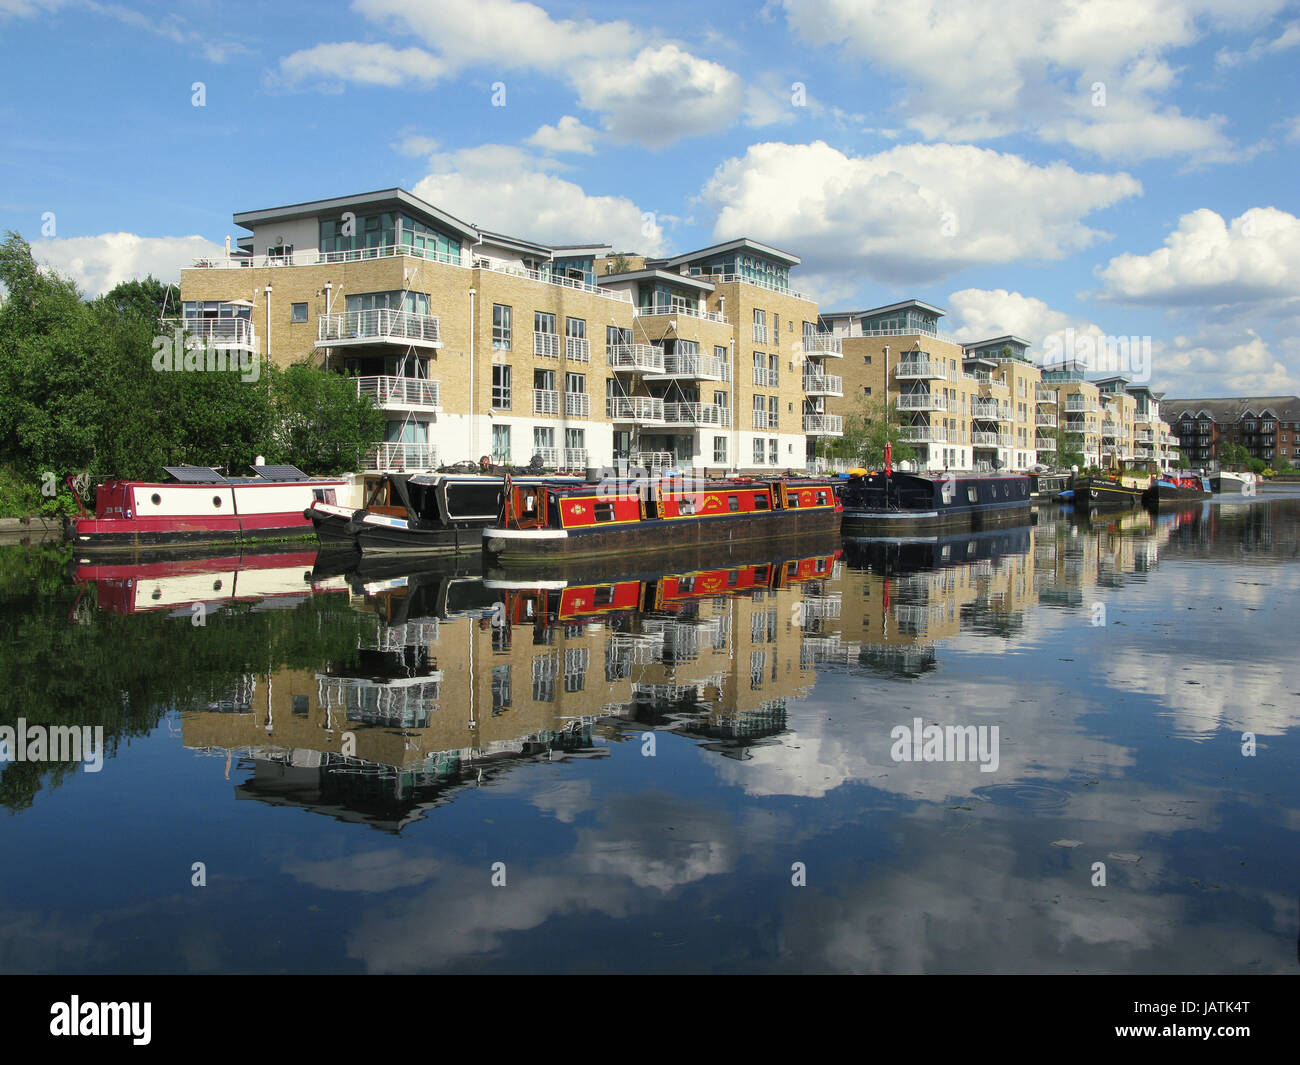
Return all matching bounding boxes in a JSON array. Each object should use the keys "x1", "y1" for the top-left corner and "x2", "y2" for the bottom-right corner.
[
  {"x1": 163, "y1": 466, "x2": 227, "y2": 483},
  {"x1": 251, "y1": 464, "x2": 309, "y2": 481}
]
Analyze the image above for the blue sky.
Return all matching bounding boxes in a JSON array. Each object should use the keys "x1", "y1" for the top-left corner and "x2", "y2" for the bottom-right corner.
[{"x1": 1, "y1": 0, "x2": 1297, "y2": 397}]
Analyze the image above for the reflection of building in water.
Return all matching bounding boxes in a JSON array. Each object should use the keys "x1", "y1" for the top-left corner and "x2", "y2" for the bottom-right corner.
[
  {"x1": 819, "y1": 527, "x2": 1036, "y2": 676},
  {"x1": 1031, "y1": 507, "x2": 1182, "y2": 607},
  {"x1": 182, "y1": 552, "x2": 841, "y2": 825}
]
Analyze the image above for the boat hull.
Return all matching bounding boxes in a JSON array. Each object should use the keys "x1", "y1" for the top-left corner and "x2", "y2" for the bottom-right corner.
[
  {"x1": 1071, "y1": 478, "x2": 1144, "y2": 508},
  {"x1": 350, "y1": 511, "x2": 486, "y2": 554},
  {"x1": 1142, "y1": 477, "x2": 1212, "y2": 509},
  {"x1": 839, "y1": 473, "x2": 1032, "y2": 534},
  {"x1": 485, "y1": 506, "x2": 840, "y2": 564}
]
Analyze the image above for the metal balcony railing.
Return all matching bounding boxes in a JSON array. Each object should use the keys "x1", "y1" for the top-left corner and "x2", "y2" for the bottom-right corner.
[
  {"x1": 355, "y1": 375, "x2": 440, "y2": 409},
  {"x1": 534, "y1": 331, "x2": 560, "y2": 358},
  {"x1": 608, "y1": 343, "x2": 665, "y2": 373},
  {"x1": 316, "y1": 308, "x2": 441, "y2": 347},
  {"x1": 608, "y1": 396, "x2": 666, "y2": 423},
  {"x1": 533, "y1": 389, "x2": 560, "y2": 415},
  {"x1": 364, "y1": 441, "x2": 439, "y2": 471}
]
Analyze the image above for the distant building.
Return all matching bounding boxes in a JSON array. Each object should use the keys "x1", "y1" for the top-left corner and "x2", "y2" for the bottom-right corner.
[{"x1": 1161, "y1": 397, "x2": 1300, "y2": 466}]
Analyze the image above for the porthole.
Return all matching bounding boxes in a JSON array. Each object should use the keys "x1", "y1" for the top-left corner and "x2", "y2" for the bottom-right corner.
[
  {"x1": 150, "y1": 493, "x2": 161, "y2": 505},
  {"x1": 213, "y1": 579, "x2": 222, "y2": 591},
  {"x1": 213, "y1": 496, "x2": 223, "y2": 508}
]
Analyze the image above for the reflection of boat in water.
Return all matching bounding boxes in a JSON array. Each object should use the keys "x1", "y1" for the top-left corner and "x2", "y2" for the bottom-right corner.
[
  {"x1": 841, "y1": 524, "x2": 1032, "y2": 575},
  {"x1": 839, "y1": 472, "x2": 1031, "y2": 533},
  {"x1": 72, "y1": 546, "x2": 344, "y2": 615},
  {"x1": 483, "y1": 475, "x2": 840, "y2": 563}
]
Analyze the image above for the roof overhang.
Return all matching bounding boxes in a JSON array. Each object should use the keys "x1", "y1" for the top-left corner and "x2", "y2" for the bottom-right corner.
[
  {"x1": 653, "y1": 237, "x2": 800, "y2": 269},
  {"x1": 233, "y1": 188, "x2": 480, "y2": 242},
  {"x1": 596, "y1": 268, "x2": 715, "y2": 293}
]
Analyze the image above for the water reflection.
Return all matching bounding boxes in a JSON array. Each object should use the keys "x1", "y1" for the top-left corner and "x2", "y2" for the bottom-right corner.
[{"x1": 2, "y1": 492, "x2": 1294, "y2": 971}]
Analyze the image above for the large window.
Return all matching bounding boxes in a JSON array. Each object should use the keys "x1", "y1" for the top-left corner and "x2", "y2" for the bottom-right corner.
[
  {"x1": 492, "y1": 304, "x2": 512, "y2": 350},
  {"x1": 768, "y1": 438, "x2": 778, "y2": 465},
  {"x1": 492, "y1": 365, "x2": 511, "y2": 409},
  {"x1": 753, "y1": 438, "x2": 765, "y2": 465},
  {"x1": 491, "y1": 424, "x2": 511, "y2": 463},
  {"x1": 714, "y1": 436, "x2": 727, "y2": 463}
]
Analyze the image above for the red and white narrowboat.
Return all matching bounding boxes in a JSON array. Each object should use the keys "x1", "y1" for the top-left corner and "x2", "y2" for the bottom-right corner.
[
  {"x1": 483, "y1": 475, "x2": 842, "y2": 564},
  {"x1": 69, "y1": 465, "x2": 348, "y2": 552}
]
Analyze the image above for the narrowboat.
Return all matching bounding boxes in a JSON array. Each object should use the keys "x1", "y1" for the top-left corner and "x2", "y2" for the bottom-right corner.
[
  {"x1": 1142, "y1": 471, "x2": 1212, "y2": 509},
  {"x1": 1029, "y1": 471, "x2": 1070, "y2": 503},
  {"x1": 838, "y1": 472, "x2": 1031, "y2": 534},
  {"x1": 333, "y1": 473, "x2": 580, "y2": 553},
  {"x1": 1068, "y1": 473, "x2": 1148, "y2": 509},
  {"x1": 482, "y1": 475, "x2": 842, "y2": 564},
  {"x1": 69, "y1": 465, "x2": 348, "y2": 552}
]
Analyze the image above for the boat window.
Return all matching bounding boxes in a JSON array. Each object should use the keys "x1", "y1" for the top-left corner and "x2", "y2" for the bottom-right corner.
[
  {"x1": 967, "y1": 488, "x2": 978, "y2": 503},
  {"x1": 753, "y1": 565, "x2": 770, "y2": 583},
  {"x1": 213, "y1": 496, "x2": 222, "y2": 508},
  {"x1": 786, "y1": 492, "x2": 800, "y2": 507},
  {"x1": 817, "y1": 491, "x2": 828, "y2": 504},
  {"x1": 150, "y1": 493, "x2": 161, "y2": 505},
  {"x1": 754, "y1": 493, "x2": 770, "y2": 510},
  {"x1": 728, "y1": 495, "x2": 740, "y2": 512},
  {"x1": 445, "y1": 482, "x2": 500, "y2": 520},
  {"x1": 594, "y1": 585, "x2": 614, "y2": 606},
  {"x1": 594, "y1": 502, "x2": 615, "y2": 522},
  {"x1": 728, "y1": 569, "x2": 740, "y2": 586},
  {"x1": 678, "y1": 498, "x2": 695, "y2": 515}
]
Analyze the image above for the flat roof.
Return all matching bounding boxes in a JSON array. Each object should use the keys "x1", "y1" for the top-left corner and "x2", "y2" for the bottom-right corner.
[
  {"x1": 650, "y1": 237, "x2": 800, "y2": 269},
  {"x1": 964, "y1": 335, "x2": 1031, "y2": 350},
  {"x1": 233, "y1": 188, "x2": 480, "y2": 242},
  {"x1": 595, "y1": 268, "x2": 716, "y2": 292},
  {"x1": 820, "y1": 299, "x2": 947, "y2": 320}
]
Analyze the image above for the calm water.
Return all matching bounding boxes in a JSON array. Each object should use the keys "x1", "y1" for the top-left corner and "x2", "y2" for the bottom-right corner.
[{"x1": 2, "y1": 491, "x2": 1298, "y2": 973}]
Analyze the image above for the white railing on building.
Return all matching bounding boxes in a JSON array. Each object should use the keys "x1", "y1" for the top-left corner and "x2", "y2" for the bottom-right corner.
[
  {"x1": 665, "y1": 402, "x2": 730, "y2": 427},
  {"x1": 752, "y1": 366, "x2": 779, "y2": 387},
  {"x1": 565, "y1": 336, "x2": 590, "y2": 362},
  {"x1": 803, "y1": 414, "x2": 843, "y2": 435},
  {"x1": 752, "y1": 324, "x2": 769, "y2": 344},
  {"x1": 894, "y1": 358, "x2": 948, "y2": 380},
  {"x1": 533, "y1": 389, "x2": 560, "y2": 415},
  {"x1": 316, "y1": 308, "x2": 442, "y2": 346},
  {"x1": 802, "y1": 373, "x2": 844, "y2": 396},
  {"x1": 753, "y1": 411, "x2": 779, "y2": 430},
  {"x1": 634, "y1": 303, "x2": 728, "y2": 324},
  {"x1": 897, "y1": 391, "x2": 946, "y2": 410},
  {"x1": 1036, "y1": 412, "x2": 1057, "y2": 427},
  {"x1": 1035, "y1": 436, "x2": 1057, "y2": 451},
  {"x1": 164, "y1": 317, "x2": 257, "y2": 349},
  {"x1": 608, "y1": 396, "x2": 666, "y2": 423},
  {"x1": 972, "y1": 431, "x2": 999, "y2": 446},
  {"x1": 608, "y1": 343, "x2": 666, "y2": 373},
  {"x1": 355, "y1": 375, "x2": 440, "y2": 409},
  {"x1": 531, "y1": 447, "x2": 560, "y2": 467},
  {"x1": 898, "y1": 425, "x2": 947, "y2": 443},
  {"x1": 364, "y1": 441, "x2": 438, "y2": 471},
  {"x1": 564, "y1": 392, "x2": 590, "y2": 418},
  {"x1": 534, "y1": 331, "x2": 560, "y2": 358},
  {"x1": 564, "y1": 448, "x2": 588, "y2": 468},
  {"x1": 801, "y1": 333, "x2": 843, "y2": 356},
  {"x1": 654, "y1": 353, "x2": 728, "y2": 381}
]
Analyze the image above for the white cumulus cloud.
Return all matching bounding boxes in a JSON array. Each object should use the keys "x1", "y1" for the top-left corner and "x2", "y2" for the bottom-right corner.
[{"x1": 30, "y1": 233, "x2": 224, "y2": 296}]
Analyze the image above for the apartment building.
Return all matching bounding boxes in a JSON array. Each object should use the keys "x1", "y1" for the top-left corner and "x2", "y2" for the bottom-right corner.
[
  {"x1": 1040, "y1": 359, "x2": 1103, "y2": 467},
  {"x1": 818, "y1": 303, "x2": 1048, "y2": 471},
  {"x1": 1127, "y1": 385, "x2": 1180, "y2": 470},
  {"x1": 178, "y1": 191, "x2": 841, "y2": 475},
  {"x1": 1163, "y1": 397, "x2": 1300, "y2": 466}
]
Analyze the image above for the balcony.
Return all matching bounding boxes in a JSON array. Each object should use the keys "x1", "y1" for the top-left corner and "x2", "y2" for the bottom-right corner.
[
  {"x1": 533, "y1": 389, "x2": 559, "y2": 415},
  {"x1": 609, "y1": 396, "x2": 666, "y2": 424},
  {"x1": 753, "y1": 324, "x2": 770, "y2": 344},
  {"x1": 665, "y1": 402, "x2": 731, "y2": 428},
  {"x1": 364, "y1": 441, "x2": 439, "y2": 471},
  {"x1": 564, "y1": 448, "x2": 588, "y2": 468},
  {"x1": 634, "y1": 302, "x2": 728, "y2": 324},
  {"x1": 534, "y1": 331, "x2": 560, "y2": 358},
  {"x1": 1036, "y1": 412, "x2": 1057, "y2": 428},
  {"x1": 1035, "y1": 385, "x2": 1057, "y2": 402},
  {"x1": 801, "y1": 333, "x2": 843, "y2": 358},
  {"x1": 894, "y1": 358, "x2": 948, "y2": 380},
  {"x1": 752, "y1": 366, "x2": 779, "y2": 387},
  {"x1": 648, "y1": 353, "x2": 728, "y2": 382},
  {"x1": 1101, "y1": 421, "x2": 1119, "y2": 436},
  {"x1": 1035, "y1": 436, "x2": 1057, "y2": 451},
  {"x1": 1065, "y1": 397, "x2": 1100, "y2": 413},
  {"x1": 753, "y1": 411, "x2": 780, "y2": 430},
  {"x1": 166, "y1": 317, "x2": 257, "y2": 351},
  {"x1": 803, "y1": 373, "x2": 844, "y2": 397},
  {"x1": 898, "y1": 425, "x2": 946, "y2": 443},
  {"x1": 608, "y1": 343, "x2": 665, "y2": 374},
  {"x1": 564, "y1": 392, "x2": 591, "y2": 418},
  {"x1": 896, "y1": 391, "x2": 946, "y2": 411},
  {"x1": 971, "y1": 431, "x2": 999, "y2": 447},
  {"x1": 631, "y1": 451, "x2": 675, "y2": 472},
  {"x1": 970, "y1": 399, "x2": 1008, "y2": 419},
  {"x1": 565, "y1": 336, "x2": 590, "y2": 362},
  {"x1": 531, "y1": 447, "x2": 560, "y2": 467},
  {"x1": 1134, "y1": 446, "x2": 1153, "y2": 459},
  {"x1": 355, "y1": 375, "x2": 440, "y2": 411},
  {"x1": 316, "y1": 309, "x2": 442, "y2": 350},
  {"x1": 803, "y1": 414, "x2": 843, "y2": 436}
]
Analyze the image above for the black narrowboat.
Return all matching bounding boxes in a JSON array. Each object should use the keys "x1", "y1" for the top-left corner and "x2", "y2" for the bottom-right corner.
[
  {"x1": 1142, "y1": 472, "x2": 1212, "y2": 509},
  {"x1": 838, "y1": 472, "x2": 1031, "y2": 534}
]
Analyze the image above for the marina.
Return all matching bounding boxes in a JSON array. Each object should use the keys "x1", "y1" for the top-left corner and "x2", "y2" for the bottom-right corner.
[{"x1": 4, "y1": 487, "x2": 1297, "y2": 973}]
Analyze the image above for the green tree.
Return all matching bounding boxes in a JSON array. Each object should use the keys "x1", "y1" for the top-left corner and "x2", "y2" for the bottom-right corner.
[
  {"x1": 1218, "y1": 442, "x2": 1249, "y2": 468},
  {"x1": 268, "y1": 364, "x2": 386, "y2": 474},
  {"x1": 94, "y1": 276, "x2": 173, "y2": 323},
  {"x1": 1053, "y1": 425, "x2": 1084, "y2": 469},
  {"x1": 832, "y1": 396, "x2": 916, "y2": 469}
]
